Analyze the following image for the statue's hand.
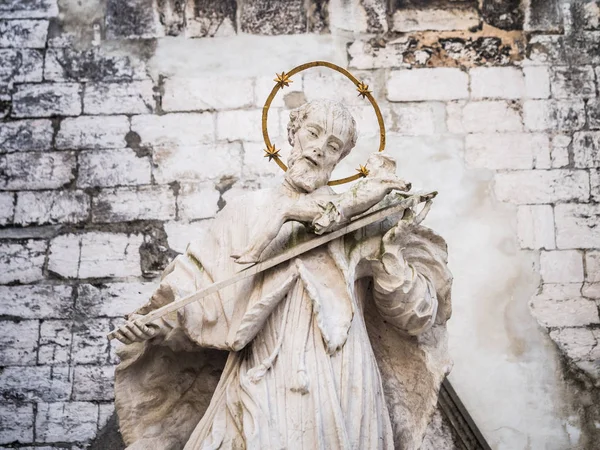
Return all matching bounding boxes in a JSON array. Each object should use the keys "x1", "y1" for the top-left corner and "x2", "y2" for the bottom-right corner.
[{"x1": 113, "y1": 314, "x2": 161, "y2": 345}]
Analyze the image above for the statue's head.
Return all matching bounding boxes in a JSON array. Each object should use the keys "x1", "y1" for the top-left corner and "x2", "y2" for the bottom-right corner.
[{"x1": 285, "y1": 99, "x2": 358, "y2": 193}]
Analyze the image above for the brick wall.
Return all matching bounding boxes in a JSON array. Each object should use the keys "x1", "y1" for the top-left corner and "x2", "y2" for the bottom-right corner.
[{"x1": 0, "y1": 0, "x2": 599, "y2": 448}]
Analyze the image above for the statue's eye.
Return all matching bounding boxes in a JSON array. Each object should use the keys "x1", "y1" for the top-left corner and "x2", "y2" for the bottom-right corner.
[
  {"x1": 308, "y1": 129, "x2": 318, "y2": 138},
  {"x1": 328, "y1": 143, "x2": 340, "y2": 152}
]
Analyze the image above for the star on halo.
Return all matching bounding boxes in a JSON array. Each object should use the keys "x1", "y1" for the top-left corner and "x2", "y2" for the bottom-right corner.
[
  {"x1": 356, "y1": 81, "x2": 372, "y2": 99},
  {"x1": 356, "y1": 165, "x2": 369, "y2": 177},
  {"x1": 274, "y1": 71, "x2": 293, "y2": 89},
  {"x1": 264, "y1": 144, "x2": 281, "y2": 161}
]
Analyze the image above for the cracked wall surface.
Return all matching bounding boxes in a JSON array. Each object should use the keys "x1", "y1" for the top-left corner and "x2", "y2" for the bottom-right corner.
[{"x1": 0, "y1": 0, "x2": 599, "y2": 449}]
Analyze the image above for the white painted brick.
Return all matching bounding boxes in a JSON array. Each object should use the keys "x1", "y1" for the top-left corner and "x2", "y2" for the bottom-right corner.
[
  {"x1": 523, "y1": 66, "x2": 550, "y2": 99},
  {"x1": 0, "y1": 49, "x2": 43, "y2": 82},
  {"x1": 303, "y1": 70, "x2": 377, "y2": 106},
  {"x1": 178, "y1": 182, "x2": 220, "y2": 220},
  {"x1": 549, "y1": 328, "x2": 599, "y2": 361},
  {"x1": 76, "y1": 282, "x2": 155, "y2": 317},
  {"x1": 556, "y1": 204, "x2": 600, "y2": 249},
  {"x1": 0, "y1": 151, "x2": 76, "y2": 190},
  {"x1": 461, "y1": 101, "x2": 523, "y2": 133},
  {"x1": 73, "y1": 365, "x2": 115, "y2": 401},
  {"x1": 72, "y1": 318, "x2": 113, "y2": 364},
  {"x1": 550, "y1": 135, "x2": 571, "y2": 168},
  {"x1": 0, "y1": 0, "x2": 58, "y2": 19},
  {"x1": 0, "y1": 320, "x2": 39, "y2": 365},
  {"x1": 517, "y1": 205, "x2": 555, "y2": 250},
  {"x1": 242, "y1": 141, "x2": 284, "y2": 180},
  {"x1": 217, "y1": 109, "x2": 279, "y2": 142},
  {"x1": 470, "y1": 67, "x2": 525, "y2": 99},
  {"x1": 254, "y1": 75, "x2": 300, "y2": 108},
  {"x1": 592, "y1": 169, "x2": 600, "y2": 202},
  {"x1": 465, "y1": 133, "x2": 547, "y2": 170},
  {"x1": 446, "y1": 101, "x2": 465, "y2": 134},
  {"x1": 0, "y1": 19, "x2": 48, "y2": 47},
  {"x1": 494, "y1": 170, "x2": 589, "y2": 204},
  {"x1": 14, "y1": 190, "x2": 89, "y2": 225},
  {"x1": 78, "y1": 148, "x2": 152, "y2": 188},
  {"x1": 539, "y1": 283, "x2": 583, "y2": 300},
  {"x1": 583, "y1": 283, "x2": 600, "y2": 298},
  {"x1": 0, "y1": 240, "x2": 46, "y2": 283},
  {"x1": 572, "y1": 132, "x2": 600, "y2": 168},
  {"x1": 99, "y1": 403, "x2": 115, "y2": 429},
  {"x1": 163, "y1": 220, "x2": 212, "y2": 254},
  {"x1": 56, "y1": 115, "x2": 129, "y2": 149},
  {"x1": 391, "y1": 102, "x2": 445, "y2": 135},
  {"x1": 36, "y1": 402, "x2": 98, "y2": 443},
  {"x1": 12, "y1": 83, "x2": 81, "y2": 118},
  {"x1": 530, "y1": 295, "x2": 599, "y2": 328},
  {"x1": 541, "y1": 250, "x2": 584, "y2": 283},
  {"x1": 345, "y1": 104, "x2": 393, "y2": 139},
  {"x1": 163, "y1": 76, "x2": 253, "y2": 112},
  {"x1": 0, "y1": 119, "x2": 53, "y2": 153},
  {"x1": 524, "y1": 100, "x2": 586, "y2": 132},
  {"x1": 0, "y1": 285, "x2": 73, "y2": 318},
  {"x1": 0, "y1": 192, "x2": 13, "y2": 224},
  {"x1": 391, "y1": 7, "x2": 479, "y2": 31},
  {"x1": 550, "y1": 66, "x2": 596, "y2": 99},
  {"x1": 0, "y1": 366, "x2": 71, "y2": 401},
  {"x1": 92, "y1": 185, "x2": 176, "y2": 222},
  {"x1": 48, "y1": 232, "x2": 143, "y2": 278},
  {"x1": 387, "y1": 69, "x2": 469, "y2": 102},
  {"x1": 585, "y1": 251, "x2": 600, "y2": 283},
  {"x1": 153, "y1": 142, "x2": 242, "y2": 184},
  {"x1": 39, "y1": 320, "x2": 72, "y2": 364},
  {"x1": 0, "y1": 404, "x2": 33, "y2": 444},
  {"x1": 132, "y1": 112, "x2": 215, "y2": 148},
  {"x1": 84, "y1": 80, "x2": 154, "y2": 115}
]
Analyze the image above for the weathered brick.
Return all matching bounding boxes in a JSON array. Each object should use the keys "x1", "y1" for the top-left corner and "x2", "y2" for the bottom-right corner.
[
  {"x1": 391, "y1": 6, "x2": 478, "y2": 32},
  {"x1": 583, "y1": 283, "x2": 600, "y2": 298},
  {"x1": 523, "y1": 100, "x2": 586, "y2": 132},
  {"x1": 242, "y1": 141, "x2": 282, "y2": 181},
  {"x1": 0, "y1": 366, "x2": 71, "y2": 402},
  {"x1": 0, "y1": 240, "x2": 46, "y2": 283},
  {"x1": 494, "y1": 170, "x2": 589, "y2": 204},
  {"x1": 14, "y1": 190, "x2": 89, "y2": 225},
  {"x1": 164, "y1": 220, "x2": 211, "y2": 253},
  {"x1": 549, "y1": 328, "x2": 600, "y2": 362},
  {"x1": 177, "y1": 182, "x2": 220, "y2": 220},
  {"x1": 585, "y1": 251, "x2": 600, "y2": 283},
  {"x1": 592, "y1": 169, "x2": 600, "y2": 202},
  {"x1": 530, "y1": 295, "x2": 599, "y2": 328},
  {"x1": 0, "y1": 19, "x2": 48, "y2": 48},
  {"x1": 572, "y1": 132, "x2": 600, "y2": 168},
  {"x1": 453, "y1": 101, "x2": 523, "y2": 133},
  {"x1": 56, "y1": 115, "x2": 129, "y2": 149},
  {"x1": 185, "y1": 0, "x2": 236, "y2": 37},
  {"x1": 329, "y1": 0, "x2": 387, "y2": 33},
  {"x1": 240, "y1": 0, "x2": 306, "y2": 34},
  {"x1": 254, "y1": 75, "x2": 298, "y2": 109},
  {"x1": 470, "y1": 67, "x2": 525, "y2": 99},
  {"x1": 39, "y1": 320, "x2": 72, "y2": 364},
  {"x1": 550, "y1": 66, "x2": 596, "y2": 99},
  {"x1": 78, "y1": 148, "x2": 151, "y2": 188},
  {"x1": 92, "y1": 185, "x2": 176, "y2": 222},
  {"x1": 465, "y1": 133, "x2": 548, "y2": 170},
  {"x1": 517, "y1": 205, "x2": 555, "y2": 250},
  {"x1": 44, "y1": 47, "x2": 148, "y2": 82},
  {"x1": 36, "y1": 402, "x2": 98, "y2": 443},
  {"x1": 0, "y1": 320, "x2": 39, "y2": 365},
  {"x1": 556, "y1": 204, "x2": 600, "y2": 249},
  {"x1": 0, "y1": 404, "x2": 34, "y2": 444},
  {"x1": 526, "y1": 34, "x2": 565, "y2": 64},
  {"x1": 12, "y1": 83, "x2": 81, "y2": 118},
  {"x1": 550, "y1": 135, "x2": 571, "y2": 168},
  {"x1": 48, "y1": 232, "x2": 144, "y2": 279},
  {"x1": 0, "y1": 285, "x2": 73, "y2": 319},
  {"x1": 84, "y1": 81, "x2": 155, "y2": 115},
  {"x1": 153, "y1": 142, "x2": 242, "y2": 184},
  {"x1": 0, "y1": 49, "x2": 43, "y2": 82},
  {"x1": 303, "y1": 70, "x2": 377, "y2": 107},
  {"x1": 0, "y1": 119, "x2": 53, "y2": 153},
  {"x1": 0, "y1": 192, "x2": 14, "y2": 224},
  {"x1": 540, "y1": 250, "x2": 584, "y2": 284},
  {"x1": 217, "y1": 109, "x2": 279, "y2": 142},
  {"x1": 132, "y1": 113, "x2": 214, "y2": 148},
  {"x1": 98, "y1": 403, "x2": 115, "y2": 430},
  {"x1": 0, "y1": 151, "x2": 76, "y2": 190},
  {"x1": 76, "y1": 282, "x2": 154, "y2": 317},
  {"x1": 0, "y1": 0, "x2": 58, "y2": 19},
  {"x1": 73, "y1": 365, "x2": 115, "y2": 401},
  {"x1": 523, "y1": 66, "x2": 550, "y2": 99},
  {"x1": 105, "y1": 0, "x2": 164, "y2": 39},
  {"x1": 387, "y1": 69, "x2": 469, "y2": 101},
  {"x1": 539, "y1": 283, "x2": 583, "y2": 301},
  {"x1": 587, "y1": 99, "x2": 600, "y2": 130},
  {"x1": 72, "y1": 318, "x2": 113, "y2": 364},
  {"x1": 163, "y1": 76, "x2": 253, "y2": 112},
  {"x1": 389, "y1": 102, "x2": 444, "y2": 136}
]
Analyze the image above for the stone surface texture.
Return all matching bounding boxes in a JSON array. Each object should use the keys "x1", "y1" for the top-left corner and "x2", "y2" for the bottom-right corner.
[{"x1": 0, "y1": 0, "x2": 599, "y2": 449}]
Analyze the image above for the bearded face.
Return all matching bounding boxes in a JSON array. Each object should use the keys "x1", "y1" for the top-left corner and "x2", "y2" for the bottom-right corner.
[{"x1": 285, "y1": 102, "x2": 356, "y2": 193}]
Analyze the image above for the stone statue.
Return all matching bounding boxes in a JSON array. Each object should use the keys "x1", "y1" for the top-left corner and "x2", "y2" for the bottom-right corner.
[{"x1": 112, "y1": 99, "x2": 453, "y2": 450}]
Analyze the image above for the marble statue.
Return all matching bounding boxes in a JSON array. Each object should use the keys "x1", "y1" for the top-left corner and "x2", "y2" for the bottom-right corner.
[{"x1": 112, "y1": 99, "x2": 453, "y2": 450}]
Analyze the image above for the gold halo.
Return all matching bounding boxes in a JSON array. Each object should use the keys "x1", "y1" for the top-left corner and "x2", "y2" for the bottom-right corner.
[{"x1": 261, "y1": 61, "x2": 386, "y2": 186}]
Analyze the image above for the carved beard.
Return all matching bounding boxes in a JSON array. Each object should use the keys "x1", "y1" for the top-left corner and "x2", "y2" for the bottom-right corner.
[{"x1": 286, "y1": 148, "x2": 332, "y2": 193}]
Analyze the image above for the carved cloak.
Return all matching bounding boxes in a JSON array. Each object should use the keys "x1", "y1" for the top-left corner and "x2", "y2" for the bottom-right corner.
[{"x1": 114, "y1": 187, "x2": 453, "y2": 450}]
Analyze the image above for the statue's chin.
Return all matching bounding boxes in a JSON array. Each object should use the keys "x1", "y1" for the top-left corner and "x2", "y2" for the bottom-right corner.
[{"x1": 285, "y1": 163, "x2": 329, "y2": 193}]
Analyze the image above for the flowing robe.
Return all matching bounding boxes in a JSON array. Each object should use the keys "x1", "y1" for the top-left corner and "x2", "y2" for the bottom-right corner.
[{"x1": 115, "y1": 187, "x2": 453, "y2": 450}]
